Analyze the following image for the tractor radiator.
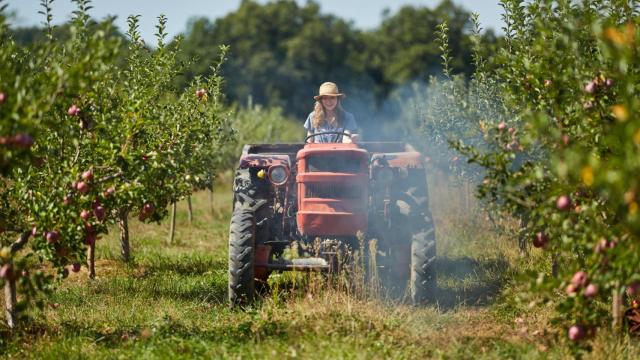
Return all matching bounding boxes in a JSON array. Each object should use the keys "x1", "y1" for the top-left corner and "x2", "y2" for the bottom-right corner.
[{"x1": 305, "y1": 183, "x2": 361, "y2": 199}]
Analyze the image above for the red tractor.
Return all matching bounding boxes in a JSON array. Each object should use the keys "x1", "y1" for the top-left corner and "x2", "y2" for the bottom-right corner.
[{"x1": 228, "y1": 132, "x2": 436, "y2": 306}]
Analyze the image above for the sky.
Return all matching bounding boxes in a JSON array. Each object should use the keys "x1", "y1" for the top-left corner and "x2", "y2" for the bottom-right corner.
[{"x1": 5, "y1": 1, "x2": 504, "y2": 42}]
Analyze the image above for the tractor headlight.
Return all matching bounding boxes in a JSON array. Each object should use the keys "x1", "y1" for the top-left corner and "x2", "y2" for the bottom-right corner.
[
  {"x1": 376, "y1": 167, "x2": 394, "y2": 184},
  {"x1": 268, "y1": 165, "x2": 289, "y2": 185}
]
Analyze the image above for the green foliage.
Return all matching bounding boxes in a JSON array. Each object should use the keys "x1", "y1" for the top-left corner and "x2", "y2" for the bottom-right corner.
[
  {"x1": 174, "y1": 0, "x2": 493, "y2": 124},
  {"x1": 425, "y1": 0, "x2": 640, "y2": 344},
  {"x1": 0, "y1": 0, "x2": 232, "y2": 324}
]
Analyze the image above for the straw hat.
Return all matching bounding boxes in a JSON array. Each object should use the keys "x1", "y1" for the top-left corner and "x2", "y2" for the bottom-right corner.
[{"x1": 314, "y1": 82, "x2": 346, "y2": 100}]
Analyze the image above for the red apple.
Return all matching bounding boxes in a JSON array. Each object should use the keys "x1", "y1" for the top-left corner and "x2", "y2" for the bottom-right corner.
[
  {"x1": 103, "y1": 187, "x2": 115, "y2": 197},
  {"x1": 71, "y1": 263, "x2": 81, "y2": 273},
  {"x1": 93, "y1": 205, "x2": 106, "y2": 221},
  {"x1": 11, "y1": 133, "x2": 34, "y2": 148},
  {"x1": 195, "y1": 88, "x2": 206, "y2": 98},
  {"x1": 142, "y1": 202, "x2": 155, "y2": 215},
  {"x1": 76, "y1": 181, "x2": 90, "y2": 194},
  {"x1": 0, "y1": 92, "x2": 6, "y2": 104},
  {"x1": 80, "y1": 209, "x2": 92, "y2": 221},
  {"x1": 81, "y1": 169, "x2": 94, "y2": 181},
  {"x1": 584, "y1": 283, "x2": 598, "y2": 298},
  {"x1": 497, "y1": 121, "x2": 506, "y2": 131},
  {"x1": 570, "y1": 271, "x2": 588, "y2": 287},
  {"x1": 46, "y1": 231, "x2": 60, "y2": 244},
  {"x1": 595, "y1": 238, "x2": 610, "y2": 253},
  {"x1": 584, "y1": 81, "x2": 596, "y2": 94},
  {"x1": 67, "y1": 104, "x2": 80, "y2": 116},
  {"x1": 627, "y1": 281, "x2": 640, "y2": 296},
  {"x1": 556, "y1": 195, "x2": 572, "y2": 211},
  {"x1": 568, "y1": 325, "x2": 584, "y2": 341},
  {"x1": 533, "y1": 232, "x2": 548, "y2": 248},
  {"x1": 566, "y1": 283, "x2": 578, "y2": 296},
  {"x1": 605, "y1": 78, "x2": 614, "y2": 87}
]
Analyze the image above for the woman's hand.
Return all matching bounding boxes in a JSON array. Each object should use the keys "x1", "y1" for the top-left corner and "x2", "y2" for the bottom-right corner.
[{"x1": 342, "y1": 130, "x2": 358, "y2": 143}]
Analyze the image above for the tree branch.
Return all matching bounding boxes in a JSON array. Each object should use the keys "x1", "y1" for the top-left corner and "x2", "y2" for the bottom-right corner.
[{"x1": 10, "y1": 231, "x2": 31, "y2": 254}]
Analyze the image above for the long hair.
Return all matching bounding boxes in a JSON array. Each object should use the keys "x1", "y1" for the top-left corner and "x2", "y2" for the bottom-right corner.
[{"x1": 312, "y1": 100, "x2": 344, "y2": 129}]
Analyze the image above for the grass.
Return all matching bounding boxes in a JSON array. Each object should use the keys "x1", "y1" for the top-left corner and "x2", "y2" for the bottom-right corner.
[{"x1": 1, "y1": 170, "x2": 638, "y2": 359}]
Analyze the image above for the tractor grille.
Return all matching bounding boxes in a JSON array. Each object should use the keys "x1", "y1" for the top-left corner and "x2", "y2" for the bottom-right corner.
[
  {"x1": 305, "y1": 183, "x2": 362, "y2": 199},
  {"x1": 307, "y1": 155, "x2": 361, "y2": 173}
]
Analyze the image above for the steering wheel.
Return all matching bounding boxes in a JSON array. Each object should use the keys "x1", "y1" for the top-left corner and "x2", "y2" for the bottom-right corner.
[{"x1": 305, "y1": 131, "x2": 352, "y2": 143}]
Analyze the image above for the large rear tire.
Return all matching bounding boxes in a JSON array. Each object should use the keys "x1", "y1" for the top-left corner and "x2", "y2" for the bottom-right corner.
[{"x1": 228, "y1": 208, "x2": 256, "y2": 308}]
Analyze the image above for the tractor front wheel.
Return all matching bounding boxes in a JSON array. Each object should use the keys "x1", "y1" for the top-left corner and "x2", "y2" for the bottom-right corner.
[{"x1": 228, "y1": 208, "x2": 256, "y2": 308}]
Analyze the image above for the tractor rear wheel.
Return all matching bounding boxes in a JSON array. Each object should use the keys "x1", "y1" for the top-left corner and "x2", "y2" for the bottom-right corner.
[{"x1": 228, "y1": 208, "x2": 256, "y2": 308}]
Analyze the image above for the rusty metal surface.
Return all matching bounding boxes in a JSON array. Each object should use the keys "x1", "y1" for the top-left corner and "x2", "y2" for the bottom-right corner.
[
  {"x1": 297, "y1": 211, "x2": 367, "y2": 236},
  {"x1": 296, "y1": 172, "x2": 367, "y2": 183},
  {"x1": 370, "y1": 152, "x2": 424, "y2": 169},
  {"x1": 239, "y1": 154, "x2": 290, "y2": 169}
]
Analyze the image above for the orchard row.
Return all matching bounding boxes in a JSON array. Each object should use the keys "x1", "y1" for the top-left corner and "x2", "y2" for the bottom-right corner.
[
  {"x1": 422, "y1": 0, "x2": 640, "y2": 346},
  {"x1": 0, "y1": 1, "x2": 233, "y2": 328}
]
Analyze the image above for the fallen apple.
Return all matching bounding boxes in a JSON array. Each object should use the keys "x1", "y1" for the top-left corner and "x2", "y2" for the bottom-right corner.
[
  {"x1": 570, "y1": 271, "x2": 588, "y2": 287},
  {"x1": 568, "y1": 325, "x2": 584, "y2": 341}
]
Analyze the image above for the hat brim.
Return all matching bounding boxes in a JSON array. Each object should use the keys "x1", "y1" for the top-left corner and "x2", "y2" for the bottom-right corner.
[{"x1": 314, "y1": 93, "x2": 345, "y2": 100}]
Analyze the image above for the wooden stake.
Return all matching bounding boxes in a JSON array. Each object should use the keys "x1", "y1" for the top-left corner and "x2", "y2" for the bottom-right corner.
[
  {"x1": 612, "y1": 284, "x2": 623, "y2": 332},
  {"x1": 87, "y1": 239, "x2": 96, "y2": 279},
  {"x1": 4, "y1": 276, "x2": 17, "y2": 329},
  {"x1": 119, "y1": 210, "x2": 130, "y2": 262},
  {"x1": 210, "y1": 179, "x2": 215, "y2": 217},
  {"x1": 187, "y1": 196, "x2": 193, "y2": 224},
  {"x1": 168, "y1": 201, "x2": 177, "y2": 244}
]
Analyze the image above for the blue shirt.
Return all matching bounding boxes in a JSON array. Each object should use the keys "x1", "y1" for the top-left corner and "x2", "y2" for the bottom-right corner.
[{"x1": 304, "y1": 110, "x2": 358, "y2": 143}]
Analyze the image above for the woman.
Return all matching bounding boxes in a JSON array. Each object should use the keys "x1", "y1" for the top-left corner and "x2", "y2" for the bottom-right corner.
[{"x1": 304, "y1": 82, "x2": 359, "y2": 143}]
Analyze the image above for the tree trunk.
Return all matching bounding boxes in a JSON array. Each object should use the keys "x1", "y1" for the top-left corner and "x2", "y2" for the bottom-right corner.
[
  {"x1": 209, "y1": 179, "x2": 215, "y2": 217},
  {"x1": 187, "y1": 196, "x2": 193, "y2": 224},
  {"x1": 4, "y1": 276, "x2": 17, "y2": 329},
  {"x1": 168, "y1": 201, "x2": 177, "y2": 244},
  {"x1": 87, "y1": 240, "x2": 96, "y2": 279},
  {"x1": 119, "y1": 210, "x2": 130, "y2": 262},
  {"x1": 612, "y1": 284, "x2": 623, "y2": 331}
]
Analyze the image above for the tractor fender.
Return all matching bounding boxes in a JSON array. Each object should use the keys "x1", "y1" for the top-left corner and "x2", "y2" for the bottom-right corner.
[
  {"x1": 239, "y1": 154, "x2": 291, "y2": 169},
  {"x1": 370, "y1": 152, "x2": 424, "y2": 170}
]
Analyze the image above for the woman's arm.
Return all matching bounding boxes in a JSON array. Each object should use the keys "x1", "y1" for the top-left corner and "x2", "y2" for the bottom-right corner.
[{"x1": 306, "y1": 130, "x2": 314, "y2": 143}]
